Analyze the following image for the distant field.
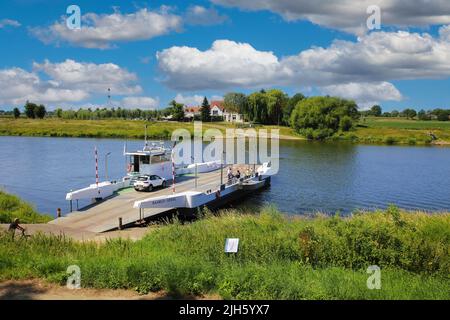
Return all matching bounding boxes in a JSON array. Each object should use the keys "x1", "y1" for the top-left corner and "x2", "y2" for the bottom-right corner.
[
  {"x1": 343, "y1": 117, "x2": 450, "y2": 145},
  {"x1": 363, "y1": 117, "x2": 450, "y2": 130}
]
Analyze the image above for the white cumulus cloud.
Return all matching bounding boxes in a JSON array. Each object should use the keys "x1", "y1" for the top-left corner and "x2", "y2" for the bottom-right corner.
[
  {"x1": 0, "y1": 68, "x2": 88, "y2": 106},
  {"x1": 0, "y1": 60, "x2": 143, "y2": 107},
  {"x1": 157, "y1": 28, "x2": 450, "y2": 106},
  {"x1": 33, "y1": 59, "x2": 141, "y2": 95},
  {"x1": 185, "y1": 5, "x2": 228, "y2": 26},
  {"x1": 122, "y1": 96, "x2": 159, "y2": 109},
  {"x1": 320, "y1": 82, "x2": 402, "y2": 109},
  {"x1": 157, "y1": 40, "x2": 283, "y2": 90},
  {"x1": 211, "y1": 0, "x2": 450, "y2": 35},
  {"x1": 174, "y1": 94, "x2": 205, "y2": 106},
  {"x1": 31, "y1": 8, "x2": 182, "y2": 49}
]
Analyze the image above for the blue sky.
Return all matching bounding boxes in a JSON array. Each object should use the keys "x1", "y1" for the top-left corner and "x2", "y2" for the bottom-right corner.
[{"x1": 1, "y1": 0, "x2": 450, "y2": 111}]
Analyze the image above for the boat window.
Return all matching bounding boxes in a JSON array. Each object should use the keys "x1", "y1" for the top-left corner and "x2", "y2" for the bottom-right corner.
[{"x1": 142, "y1": 156, "x2": 150, "y2": 164}]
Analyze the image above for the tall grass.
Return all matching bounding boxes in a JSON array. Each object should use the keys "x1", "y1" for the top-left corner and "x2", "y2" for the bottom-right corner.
[
  {"x1": 0, "y1": 191, "x2": 51, "y2": 224},
  {"x1": 0, "y1": 206, "x2": 448, "y2": 299}
]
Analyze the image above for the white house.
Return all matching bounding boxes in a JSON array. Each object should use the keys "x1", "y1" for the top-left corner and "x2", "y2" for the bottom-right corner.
[
  {"x1": 210, "y1": 101, "x2": 244, "y2": 123},
  {"x1": 184, "y1": 106, "x2": 201, "y2": 119},
  {"x1": 184, "y1": 101, "x2": 245, "y2": 123}
]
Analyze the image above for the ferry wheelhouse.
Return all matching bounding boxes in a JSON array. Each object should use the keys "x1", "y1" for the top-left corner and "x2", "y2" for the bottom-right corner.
[{"x1": 125, "y1": 141, "x2": 174, "y2": 181}]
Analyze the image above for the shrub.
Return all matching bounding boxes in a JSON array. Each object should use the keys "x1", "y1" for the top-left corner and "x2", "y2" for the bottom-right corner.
[
  {"x1": 385, "y1": 136, "x2": 397, "y2": 145},
  {"x1": 290, "y1": 96, "x2": 358, "y2": 140},
  {"x1": 339, "y1": 116, "x2": 353, "y2": 132}
]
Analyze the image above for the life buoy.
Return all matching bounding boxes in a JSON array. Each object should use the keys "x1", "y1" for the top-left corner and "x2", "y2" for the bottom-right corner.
[{"x1": 127, "y1": 163, "x2": 133, "y2": 173}]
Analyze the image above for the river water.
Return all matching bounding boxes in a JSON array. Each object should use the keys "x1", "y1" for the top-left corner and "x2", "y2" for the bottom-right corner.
[{"x1": 0, "y1": 136, "x2": 449, "y2": 216}]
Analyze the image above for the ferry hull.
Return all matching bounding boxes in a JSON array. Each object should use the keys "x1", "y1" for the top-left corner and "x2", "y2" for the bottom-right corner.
[{"x1": 177, "y1": 177, "x2": 271, "y2": 217}]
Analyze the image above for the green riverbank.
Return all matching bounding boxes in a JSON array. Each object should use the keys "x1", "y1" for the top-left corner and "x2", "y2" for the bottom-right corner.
[
  {"x1": 0, "y1": 118, "x2": 298, "y2": 140},
  {"x1": 1, "y1": 206, "x2": 449, "y2": 300},
  {"x1": 0, "y1": 191, "x2": 51, "y2": 224}
]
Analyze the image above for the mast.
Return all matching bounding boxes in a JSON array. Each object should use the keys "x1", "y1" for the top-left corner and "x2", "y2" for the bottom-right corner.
[{"x1": 144, "y1": 124, "x2": 148, "y2": 150}]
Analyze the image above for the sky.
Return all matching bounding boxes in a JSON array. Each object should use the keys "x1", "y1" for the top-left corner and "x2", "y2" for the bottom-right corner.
[{"x1": 1, "y1": 0, "x2": 450, "y2": 111}]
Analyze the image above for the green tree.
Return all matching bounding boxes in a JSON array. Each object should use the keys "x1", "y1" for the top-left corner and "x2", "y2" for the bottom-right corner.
[
  {"x1": 417, "y1": 109, "x2": 429, "y2": 121},
  {"x1": 340, "y1": 116, "x2": 353, "y2": 131},
  {"x1": 24, "y1": 101, "x2": 37, "y2": 119},
  {"x1": 266, "y1": 89, "x2": 288, "y2": 126},
  {"x1": 391, "y1": 110, "x2": 400, "y2": 117},
  {"x1": 370, "y1": 105, "x2": 382, "y2": 117},
  {"x1": 290, "y1": 96, "x2": 359, "y2": 140},
  {"x1": 402, "y1": 108, "x2": 417, "y2": 119},
  {"x1": 284, "y1": 93, "x2": 305, "y2": 125},
  {"x1": 34, "y1": 104, "x2": 47, "y2": 119},
  {"x1": 200, "y1": 97, "x2": 211, "y2": 122},
  {"x1": 55, "y1": 108, "x2": 63, "y2": 118},
  {"x1": 223, "y1": 93, "x2": 248, "y2": 114},
  {"x1": 13, "y1": 107, "x2": 20, "y2": 119},
  {"x1": 247, "y1": 91, "x2": 269, "y2": 124},
  {"x1": 433, "y1": 109, "x2": 450, "y2": 121},
  {"x1": 169, "y1": 100, "x2": 185, "y2": 121}
]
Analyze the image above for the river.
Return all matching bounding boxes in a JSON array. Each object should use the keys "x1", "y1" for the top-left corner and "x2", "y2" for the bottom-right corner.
[{"x1": 0, "y1": 136, "x2": 449, "y2": 216}]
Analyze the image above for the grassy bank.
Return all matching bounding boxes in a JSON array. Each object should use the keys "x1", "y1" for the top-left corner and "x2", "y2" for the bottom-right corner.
[
  {"x1": 1, "y1": 206, "x2": 449, "y2": 299},
  {"x1": 0, "y1": 191, "x2": 51, "y2": 224},
  {"x1": 2, "y1": 117, "x2": 450, "y2": 145},
  {"x1": 0, "y1": 118, "x2": 297, "y2": 140}
]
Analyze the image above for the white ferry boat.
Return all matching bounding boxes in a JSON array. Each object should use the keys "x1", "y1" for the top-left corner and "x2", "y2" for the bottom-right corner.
[{"x1": 66, "y1": 138, "x2": 220, "y2": 206}]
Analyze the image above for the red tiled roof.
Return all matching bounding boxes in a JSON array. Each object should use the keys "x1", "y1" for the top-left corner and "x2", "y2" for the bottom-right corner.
[
  {"x1": 185, "y1": 106, "x2": 201, "y2": 113},
  {"x1": 211, "y1": 101, "x2": 225, "y2": 111}
]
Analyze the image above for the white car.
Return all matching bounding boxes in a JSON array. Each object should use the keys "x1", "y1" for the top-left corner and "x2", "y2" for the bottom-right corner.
[{"x1": 134, "y1": 175, "x2": 167, "y2": 192}]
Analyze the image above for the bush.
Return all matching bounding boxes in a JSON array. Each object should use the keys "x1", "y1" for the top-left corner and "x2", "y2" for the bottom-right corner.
[
  {"x1": 385, "y1": 136, "x2": 397, "y2": 145},
  {"x1": 340, "y1": 116, "x2": 353, "y2": 132},
  {"x1": 290, "y1": 96, "x2": 358, "y2": 140}
]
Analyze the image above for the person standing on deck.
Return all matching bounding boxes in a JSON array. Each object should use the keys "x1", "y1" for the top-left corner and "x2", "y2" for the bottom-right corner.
[{"x1": 227, "y1": 167, "x2": 233, "y2": 184}]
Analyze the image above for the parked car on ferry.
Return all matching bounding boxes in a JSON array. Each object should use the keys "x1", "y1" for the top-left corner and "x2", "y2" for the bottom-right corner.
[{"x1": 134, "y1": 175, "x2": 167, "y2": 192}]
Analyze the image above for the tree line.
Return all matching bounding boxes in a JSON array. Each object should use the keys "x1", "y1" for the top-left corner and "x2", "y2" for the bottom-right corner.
[
  {"x1": 362, "y1": 105, "x2": 450, "y2": 121},
  {"x1": 6, "y1": 102, "x2": 48, "y2": 119},
  {"x1": 1, "y1": 93, "x2": 449, "y2": 141}
]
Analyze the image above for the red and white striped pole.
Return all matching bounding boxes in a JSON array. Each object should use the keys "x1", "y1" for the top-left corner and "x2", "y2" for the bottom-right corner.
[
  {"x1": 172, "y1": 150, "x2": 176, "y2": 194},
  {"x1": 95, "y1": 146, "x2": 100, "y2": 194}
]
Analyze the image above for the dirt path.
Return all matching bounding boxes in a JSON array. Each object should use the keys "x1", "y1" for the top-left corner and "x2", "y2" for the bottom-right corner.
[{"x1": 0, "y1": 280, "x2": 219, "y2": 300}]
